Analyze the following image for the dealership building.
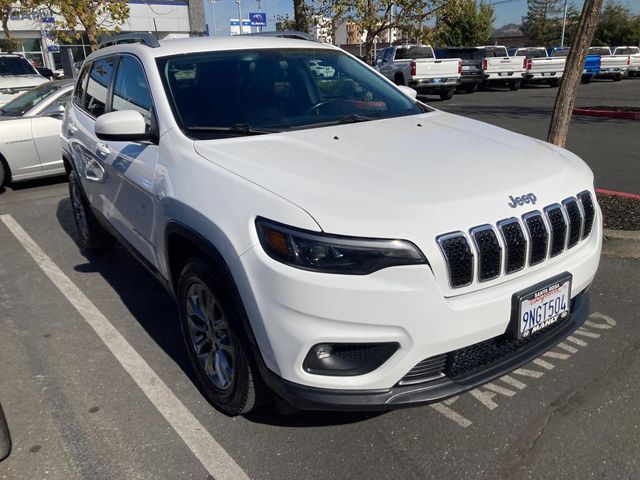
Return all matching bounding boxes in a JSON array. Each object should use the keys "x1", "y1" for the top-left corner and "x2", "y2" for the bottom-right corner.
[{"x1": 0, "y1": 0, "x2": 205, "y2": 70}]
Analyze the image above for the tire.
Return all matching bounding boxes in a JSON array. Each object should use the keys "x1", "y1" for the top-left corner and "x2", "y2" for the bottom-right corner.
[
  {"x1": 394, "y1": 73, "x2": 405, "y2": 86},
  {"x1": 613, "y1": 75, "x2": 622, "y2": 82},
  {"x1": 439, "y1": 88, "x2": 455, "y2": 100},
  {"x1": 68, "y1": 170, "x2": 114, "y2": 252},
  {"x1": 581, "y1": 75, "x2": 592, "y2": 84},
  {"x1": 463, "y1": 83, "x2": 478, "y2": 93},
  {"x1": 0, "y1": 160, "x2": 6, "y2": 187},
  {"x1": 509, "y1": 80, "x2": 521, "y2": 91},
  {"x1": 549, "y1": 78, "x2": 560, "y2": 87},
  {"x1": 178, "y1": 257, "x2": 264, "y2": 416}
]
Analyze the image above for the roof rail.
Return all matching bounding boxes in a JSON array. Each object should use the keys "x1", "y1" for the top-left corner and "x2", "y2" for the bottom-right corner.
[
  {"x1": 246, "y1": 31, "x2": 319, "y2": 42},
  {"x1": 99, "y1": 33, "x2": 160, "y2": 49}
]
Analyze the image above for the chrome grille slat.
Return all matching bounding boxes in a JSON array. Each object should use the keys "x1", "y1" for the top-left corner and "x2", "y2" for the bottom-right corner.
[
  {"x1": 562, "y1": 197, "x2": 583, "y2": 249},
  {"x1": 437, "y1": 191, "x2": 596, "y2": 288},
  {"x1": 522, "y1": 211, "x2": 548, "y2": 266},
  {"x1": 544, "y1": 204, "x2": 568, "y2": 258}
]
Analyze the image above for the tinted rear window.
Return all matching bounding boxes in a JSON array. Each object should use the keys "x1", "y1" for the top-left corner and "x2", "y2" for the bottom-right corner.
[
  {"x1": 395, "y1": 47, "x2": 434, "y2": 59},
  {"x1": 437, "y1": 49, "x2": 486, "y2": 60}
]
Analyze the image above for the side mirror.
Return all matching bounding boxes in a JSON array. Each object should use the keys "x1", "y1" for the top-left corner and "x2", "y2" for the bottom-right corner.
[
  {"x1": 94, "y1": 110, "x2": 152, "y2": 142},
  {"x1": 397, "y1": 85, "x2": 418, "y2": 100},
  {"x1": 43, "y1": 104, "x2": 65, "y2": 118}
]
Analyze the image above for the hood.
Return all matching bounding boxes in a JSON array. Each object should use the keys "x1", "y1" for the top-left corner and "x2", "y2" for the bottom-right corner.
[
  {"x1": 194, "y1": 111, "x2": 593, "y2": 237},
  {"x1": 0, "y1": 75, "x2": 48, "y2": 89}
]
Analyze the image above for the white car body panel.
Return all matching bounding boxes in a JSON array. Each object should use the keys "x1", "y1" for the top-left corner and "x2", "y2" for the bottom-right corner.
[
  {"x1": 0, "y1": 54, "x2": 49, "y2": 106},
  {"x1": 613, "y1": 46, "x2": 640, "y2": 72},
  {"x1": 60, "y1": 36, "x2": 602, "y2": 400}
]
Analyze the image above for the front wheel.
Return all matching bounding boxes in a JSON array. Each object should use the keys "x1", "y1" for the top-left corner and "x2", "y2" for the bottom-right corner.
[
  {"x1": 68, "y1": 170, "x2": 114, "y2": 252},
  {"x1": 439, "y1": 88, "x2": 455, "y2": 100},
  {"x1": 0, "y1": 160, "x2": 6, "y2": 187},
  {"x1": 509, "y1": 80, "x2": 521, "y2": 91},
  {"x1": 178, "y1": 258, "x2": 264, "y2": 416},
  {"x1": 613, "y1": 75, "x2": 622, "y2": 82}
]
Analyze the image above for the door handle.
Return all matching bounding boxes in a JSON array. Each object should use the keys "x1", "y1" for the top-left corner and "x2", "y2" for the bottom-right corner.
[
  {"x1": 85, "y1": 158, "x2": 105, "y2": 183},
  {"x1": 67, "y1": 122, "x2": 78, "y2": 135},
  {"x1": 96, "y1": 142, "x2": 110, "y2": 157}
]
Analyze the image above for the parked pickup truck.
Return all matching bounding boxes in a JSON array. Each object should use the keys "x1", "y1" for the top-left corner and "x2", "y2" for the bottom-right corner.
[
  {"x1": 509, "y1": 47, "x2": 565, "y2": 87},
  {"x1": 436, "y1": 47, "x2": 484, "y2": 93},
  {"x1": 375, "y1": 45, "x2": 461, "y2": 100},
  {"x1": 472, "y1": 46, "x2": 525, "y2": 90},
  {"x1": 588, "y1": 46, "x2": 628, "y2": 81},
  {"x1": 549, "y1": 47, "x2": 600, "y2": 83},
  {"x1": 0, "y1": 54, "x2": 49, "y2": 106},
  {"x1": 613, "y1": 46, "x2": 640, "y2": 77}
]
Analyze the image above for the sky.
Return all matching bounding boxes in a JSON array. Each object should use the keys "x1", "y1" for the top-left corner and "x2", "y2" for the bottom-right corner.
[{"x1": 202, "y1": 0, "x2": 640, "y2": 36}]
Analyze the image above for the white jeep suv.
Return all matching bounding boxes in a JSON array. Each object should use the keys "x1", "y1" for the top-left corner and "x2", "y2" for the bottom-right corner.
[{"x1": 61, "y1": 33, "x2": 602, "y2": 415}]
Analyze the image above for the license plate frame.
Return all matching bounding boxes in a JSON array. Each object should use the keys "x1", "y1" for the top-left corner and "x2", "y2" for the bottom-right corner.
[{"x1": 511, "y1": 273, "x2": 572, "y2": 340}]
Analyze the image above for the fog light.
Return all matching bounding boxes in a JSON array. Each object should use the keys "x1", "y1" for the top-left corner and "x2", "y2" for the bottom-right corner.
[{"x1": 303, "y1": 342, "x2": 399, "y2": 376}]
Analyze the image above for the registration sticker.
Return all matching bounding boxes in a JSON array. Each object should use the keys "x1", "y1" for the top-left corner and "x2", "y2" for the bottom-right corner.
[{"x1": 516, "y1": 276, "x2": 571, "y2": 339}]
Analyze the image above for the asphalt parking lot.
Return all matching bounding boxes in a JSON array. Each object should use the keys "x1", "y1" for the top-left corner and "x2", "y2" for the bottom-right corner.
[
  {"x1": 1, "y1": 79, "x2": 639, "y2": 480},
  {"x1": 435, "y1": 77, "x2": 640, "y2": 194}
]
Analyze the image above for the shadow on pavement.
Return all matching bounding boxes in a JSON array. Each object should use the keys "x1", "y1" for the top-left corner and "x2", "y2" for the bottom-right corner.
[{"x1": 55, "y1": 198, "x2": 379, "y2": 427}]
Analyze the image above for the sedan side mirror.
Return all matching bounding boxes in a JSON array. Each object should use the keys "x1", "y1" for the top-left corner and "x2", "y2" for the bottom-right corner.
[
  {"x1": 43, "y1": 104, "x2": 65, "y2": 118},
  {"x1": 94, "y1": 110, "x2": 152, "y2": 142}
]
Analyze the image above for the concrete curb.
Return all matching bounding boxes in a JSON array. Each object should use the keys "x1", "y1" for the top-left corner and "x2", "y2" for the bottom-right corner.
[
  {"x1": 602, "y1": 230, "x2": 640, "y2": 259},
  {"x1": 573, "y1": 107, "x2": 640, "y2": 120}
]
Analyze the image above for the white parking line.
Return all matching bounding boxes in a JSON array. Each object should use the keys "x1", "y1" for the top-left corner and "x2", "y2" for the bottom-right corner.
[
  {"x1": 0, "y1": 214, "x2": 250, "y2": 480},
  {"x1": 430, "y1": 403, "x2": 472, "y2": 428}
]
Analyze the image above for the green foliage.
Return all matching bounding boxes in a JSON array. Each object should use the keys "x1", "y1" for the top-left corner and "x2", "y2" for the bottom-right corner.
[
  {"x1": 436, "y1": 0, "x2": 495, "y2": 46},
  {"x1": 594, "y1": 0, "x2": 640, "y2": 46},
  {"x1": 521, "y1": 0, "x2": 564, "y2": 45}
]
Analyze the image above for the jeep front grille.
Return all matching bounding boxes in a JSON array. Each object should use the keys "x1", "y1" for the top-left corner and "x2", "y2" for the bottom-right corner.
[{"x1": 437, "y1": 191, "x2": 596, "y2": 288}]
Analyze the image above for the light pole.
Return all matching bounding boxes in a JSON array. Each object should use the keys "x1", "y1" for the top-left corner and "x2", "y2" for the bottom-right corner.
[
  {"x1": 209, "y1": 0, "x2": 219, "y2": 36},
  {"x1": 560, "y1": 0, "x2": 568, "y2": 47},
  {"x1": 236, "y1": 0, "x2": 243, "y2": 35}
]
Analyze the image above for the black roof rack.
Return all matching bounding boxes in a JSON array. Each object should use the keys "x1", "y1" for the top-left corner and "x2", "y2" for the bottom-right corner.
[
  {"x1": 246, "y1": 31, "x2": 319, "y2": 42},
  {"x1": 99, "y1": 33, "x2": 160, "y2": 49}
]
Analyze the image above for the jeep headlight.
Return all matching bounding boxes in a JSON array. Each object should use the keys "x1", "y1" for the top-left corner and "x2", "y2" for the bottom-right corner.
[{"x1": 256, "y1": 217, "x2": 427, "y2": 274}]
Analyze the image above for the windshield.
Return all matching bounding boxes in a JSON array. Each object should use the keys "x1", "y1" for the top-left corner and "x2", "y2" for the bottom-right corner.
[
  {"x1": 157, "y1": 48, "x2": 424, "y2": 138},
  {"x1": 614, "y1": 47, "x2": 639, "y2": 55},
  {"x1": 551, "y1": 48, "x2": 569, "y2": 57},
  {"x1": 0, "y1": 56, "x2": 38, "y2": 76},
  {"x1": 437, "y1": 49, "x2": 484, "y2": 60},
  {"x1": 589, "y1": 47, "x2": 611, "y2": 56},
  {"x1": 0, "y1": 82, "x2": 66, "y2": 116},
  {"x1": 395, "y1": 47, "x2": 434, "y2": 59},
  {"x1": 514, "y1": 49, "x2": 548, "y2": 58}
]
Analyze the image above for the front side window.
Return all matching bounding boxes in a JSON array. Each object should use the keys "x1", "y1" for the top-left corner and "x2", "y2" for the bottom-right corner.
[
  {"x1": 112, "y1": 55, "x2": 154, "y2": 128},
  {"x1": 85, "y1": 57, "x2": 116, "y2": 117},
  {"x1": 157, "y1": 48, "x2": 424, "y2": 139}
]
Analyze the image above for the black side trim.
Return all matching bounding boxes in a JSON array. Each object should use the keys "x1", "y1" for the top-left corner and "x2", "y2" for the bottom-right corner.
[{"x1": 256, "y1": 292, "x2": 590, "y2": 411}]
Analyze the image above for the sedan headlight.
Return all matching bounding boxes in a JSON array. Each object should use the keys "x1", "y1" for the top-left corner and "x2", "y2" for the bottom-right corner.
[{"x1": 256, "y1": 217, "x2": 427, "y2": 275}]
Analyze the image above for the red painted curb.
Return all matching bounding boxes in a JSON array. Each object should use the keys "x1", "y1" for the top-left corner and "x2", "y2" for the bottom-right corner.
[
  {"x1": 596, "y1": 188, "x2": 640, "y2": 200},
  {"x1": 573, "y1": 107, "x2": 640, "y2": 120}
]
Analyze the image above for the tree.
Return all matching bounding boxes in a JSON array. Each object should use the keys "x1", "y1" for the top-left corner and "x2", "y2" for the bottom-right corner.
[
  {"x1": 547, "y1": 0, "x2": 603, "y2": 147},
  {"x1": 521, "y1": 0, "x2": 563, "y2": 45},
  {"x1": 49, "y1": 0, "x2": 130, "y2": 51},
  {"x1": 294, "y1": 0, "x2": 309, "y2": 31},
  {"x1": 317, "y1": 0, "x2": 450, "y2": 63},
  {"x1": 0, "y1": 0, "x2": 20, "y2": 53},
  {"x1": 594, "y1": 0, "x2": 640, "y2": 46},
  {"x1": 436, "y1": 0, "x2": 495, "y2": 46}
]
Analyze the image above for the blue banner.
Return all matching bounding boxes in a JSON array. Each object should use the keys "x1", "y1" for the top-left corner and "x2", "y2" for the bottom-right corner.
[{"x1": 249, "y1": 12, "x2": 267, "y2": 27}]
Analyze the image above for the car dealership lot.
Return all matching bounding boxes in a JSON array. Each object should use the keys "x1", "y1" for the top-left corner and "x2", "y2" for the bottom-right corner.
[
  {"x1": 435, "y1": 78, "x2": 640, "y2": 194},
  {"x1": 1, "y1": 76, "x2": 640, "y2": 479},
  {"x1": 0, "y1": 179, "x2": 639, "y2": 480}
]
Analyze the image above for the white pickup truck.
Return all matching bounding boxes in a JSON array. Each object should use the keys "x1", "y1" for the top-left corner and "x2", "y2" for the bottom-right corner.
[
  {"x1": 510, "y1": 47, "x2": 565, "y2": 87},
  {"x1": 613, "y1": 46, "x2": 639, "y2": 77},
  {"x1": 0, "y1": 54, "x2": 49, "y2": 106},
  {"x1": 375, "y1": 45, "x2": 460, "y2": 100},
  {"x1": 473, "y1": 45, "x2": 525, "y2": 90},
  {"x1": 589, "y1": 46, "x2": 629, "y2": 81}
]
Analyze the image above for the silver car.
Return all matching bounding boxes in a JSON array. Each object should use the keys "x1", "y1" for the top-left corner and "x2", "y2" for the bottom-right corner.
[{"x1": 0, "y1": 80, "x2": 72, "y2": 187}]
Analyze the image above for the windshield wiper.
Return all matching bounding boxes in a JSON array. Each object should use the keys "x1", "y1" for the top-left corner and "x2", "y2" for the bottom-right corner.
[
  {"x1": 187, "y1": 123, "x2": 281, "y2": 135},
  {"x1": 288, "y1": 113, "x2": 380, "y2": 130},
  {"x1": 336, "y1": 113, "x2": 379, "y2": 124}
]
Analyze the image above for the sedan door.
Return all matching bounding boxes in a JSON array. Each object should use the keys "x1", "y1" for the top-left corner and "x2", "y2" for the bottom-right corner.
[{"x1": 31, "y1": 90, "x2": 71, "y2": 172}]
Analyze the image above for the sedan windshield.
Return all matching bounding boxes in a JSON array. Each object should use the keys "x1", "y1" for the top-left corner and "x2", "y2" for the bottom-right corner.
[
  {"x1": 0, "y1": 56, "x2": 38, "y2": 76},
  {"x1": 157, "y1": 48, "x2": 424, "y2": 138},
  {"x1": 0, "y1": 82, "x2": 66, "y2": 117}
]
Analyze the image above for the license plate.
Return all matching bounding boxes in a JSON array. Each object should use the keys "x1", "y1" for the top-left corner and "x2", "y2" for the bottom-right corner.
[
  {"x1": 432, "y1": 78, "x2": 442, "y2": 84},
  {"x1": 516, "y1": 276, "x2": 571, "y2": 339}
]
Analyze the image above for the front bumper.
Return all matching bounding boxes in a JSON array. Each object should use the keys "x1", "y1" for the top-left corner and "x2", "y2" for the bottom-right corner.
[{"x1": 257, "y1": 291, "x2": 590, "y2": 411}]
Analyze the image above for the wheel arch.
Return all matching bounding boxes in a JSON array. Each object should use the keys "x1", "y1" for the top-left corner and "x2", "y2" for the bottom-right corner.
[{"x1": 164, "y1": 220, "x2": 259, "y2": 346}]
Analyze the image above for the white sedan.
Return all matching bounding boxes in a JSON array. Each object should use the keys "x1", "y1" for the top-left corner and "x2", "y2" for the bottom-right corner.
[{"x1": 0, "y1": 80, "x2": 72, "y2": 187}]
